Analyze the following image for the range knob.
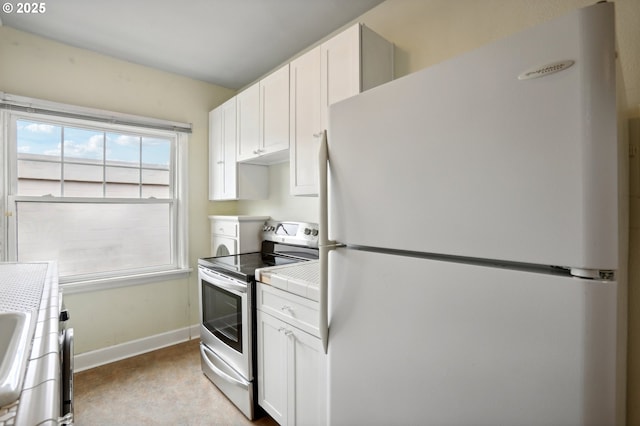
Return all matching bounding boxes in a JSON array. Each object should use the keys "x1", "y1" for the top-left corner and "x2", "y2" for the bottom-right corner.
[
  {"x1": 311, "y1": 229, "x2": 318, "y2": 236},
  {"x1": 304, "y1": 228, "x2": 311, "y2": 235}
]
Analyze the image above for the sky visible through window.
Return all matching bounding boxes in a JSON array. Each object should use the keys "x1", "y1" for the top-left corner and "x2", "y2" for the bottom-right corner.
[{"x1": 16, "y1": 119, "x2": 171, "y2": 166}]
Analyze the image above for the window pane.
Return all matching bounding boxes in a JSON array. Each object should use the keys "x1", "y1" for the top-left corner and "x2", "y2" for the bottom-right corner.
[
  {"x1": 105, "y1": 166, "x2": 139, "y2": 183},
  {"x1": 17, "y1": 119, "x2": 61, "y2": 159},
  {"x1": 17, "y1": 159, "x2": 61, "y2": 196},
  {"x1": 16, "y1": 202, "x2": 172, "y2": 277},
  {"x1": 63, "y1": 127, "x2": 104, "y2": 161},
  {"x1": 105, "y1": 166, "x2": 140, "y2": 198},
  {"x1": 142, "y1": 182, "x2": 170, "y2": 198},
  {"x1": 142, "y1": 137, "x2": 170, "y2": 168},
  {"x1": 64, "y1": 181, "x2": 104, "y2": 198},
  {"x1": 16, "y1": 120, "x2": 62, "y2": 196},
  {"x1": 64, "y1": 162, "x2": 104, "y2": 182},
  {"x1": 107, "y1": 133, "x2": 140, "y2": 165},
  {"x1": 142, "y1": 168, "x2": 170, "y2": 185},
  {"x1": 105, "y1": 183, "x2": 140, "y2": 198}
]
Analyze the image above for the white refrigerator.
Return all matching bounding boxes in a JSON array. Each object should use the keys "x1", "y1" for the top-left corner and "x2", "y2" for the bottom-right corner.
[{"x1": 319, "y1": 2, "x2": 627, "y2": 425}]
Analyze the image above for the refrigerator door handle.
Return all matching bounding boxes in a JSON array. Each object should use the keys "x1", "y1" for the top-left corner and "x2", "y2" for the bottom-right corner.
[
  {"x1": 319, "y1": 130, "x2": 336, "y2": 354},
  {"x1": 319, "y1": 244, "x2": 332, "y2": 354},
  {"x1": 319, "y1": 130, "x2": 333, "y2": 248}
]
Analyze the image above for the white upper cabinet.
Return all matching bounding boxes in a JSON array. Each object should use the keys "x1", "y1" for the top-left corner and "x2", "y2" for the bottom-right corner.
[
  {"x1": 236, "y1": 83, "x2": 261, "y2": 163},
  {"x1": 209, "y1": 23, "x2": 392, "y2": 197},
  {"x1": 209, "y1": 97, "x2": 268, "y2": 201},
  {"x1": 261, "y1": 64, "x2": 290, "y2": 156},
  {"x1": 237, "y1": 64, "x2": 290, "y2": 165},
  {"x1": 290, "y1": 23, "x2": 394, "y2": 196},
  {"x1": 289, "y1": 46, "x2": 323, "y2": 196}
]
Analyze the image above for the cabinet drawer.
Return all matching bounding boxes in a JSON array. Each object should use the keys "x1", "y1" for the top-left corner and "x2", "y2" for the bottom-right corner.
[
  {"x1": 211, "y1": 220, "x2": 238, "y2": 237},
  {"x1": 257, "y1": 283, "x2": 319, "y2": 337}
]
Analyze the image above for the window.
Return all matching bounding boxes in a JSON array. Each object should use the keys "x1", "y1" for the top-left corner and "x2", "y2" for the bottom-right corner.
[{"x1": 1, "y1": 95, "x2": 191, "y2": 290}]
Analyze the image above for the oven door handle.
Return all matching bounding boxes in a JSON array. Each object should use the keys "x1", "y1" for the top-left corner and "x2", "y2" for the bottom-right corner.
[
  {"x1": 200, "y1": 344, "x2": 249, "y2": 389},
  {"x1": 199, "y1": 267, "x2": 247, "y2": 294}
]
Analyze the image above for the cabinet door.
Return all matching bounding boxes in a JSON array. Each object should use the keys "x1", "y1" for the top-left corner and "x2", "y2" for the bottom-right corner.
[
  {"x1": 220, "y1": 98, "x2": 238, "y2": 199},
  {"x1": 260, "y1": 64, "x2": 290, "y2": 155},
  {"x1": 209, "y1": 108, "x2": 223, "y2": 200},
  {"x1": 290, "y1": 47, "x2": 322, "y2": 196},
  {"x1": 291, "y1": 327, "x2": 327, "y2": 426},
  {"x1": 320, "y1": 23, "x2": 361, "y2": 130},
  {"x1": 237, "y1": 83, "x2": 260, "y2": 162},
  {"x1": 257, "y1": 310, "x2": 288, "y2": 426},
  {"x1": 210, "y1": 99, "x2": 239, "y2": 200}
]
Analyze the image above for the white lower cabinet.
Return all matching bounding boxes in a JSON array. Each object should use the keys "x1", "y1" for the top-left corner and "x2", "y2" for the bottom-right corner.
[{"x1": 257, "y1": 284, "x2": 326, "y2": 426}]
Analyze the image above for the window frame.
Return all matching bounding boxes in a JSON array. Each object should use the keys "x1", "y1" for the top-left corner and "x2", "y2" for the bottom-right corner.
[{"x1": 0, "y1": 99, "x2": 191, "y2": 293}]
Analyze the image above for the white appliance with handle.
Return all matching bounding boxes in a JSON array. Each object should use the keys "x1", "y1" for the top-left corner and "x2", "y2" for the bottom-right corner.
[{"x1": 319, "y1": 2, "x2": 626, "y2": 425}]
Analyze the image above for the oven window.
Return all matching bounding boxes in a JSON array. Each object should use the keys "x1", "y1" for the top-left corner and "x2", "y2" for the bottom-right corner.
[{"x1": 201, "y1": 280, "x2": 243, "y2": 353}]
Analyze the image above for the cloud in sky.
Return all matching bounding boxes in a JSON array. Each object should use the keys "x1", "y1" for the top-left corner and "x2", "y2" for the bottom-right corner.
[
  {"x1": 62, "y1": 134, "x2": 104, "y2": 159},
  {"x1": 23, "y1": 123, "x2": 58, "y2": 134}
]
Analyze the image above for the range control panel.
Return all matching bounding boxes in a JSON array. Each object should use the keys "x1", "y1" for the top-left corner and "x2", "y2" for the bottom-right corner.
[{"x1": 262, "y1": 220, "x2": 319, "y2": 248}]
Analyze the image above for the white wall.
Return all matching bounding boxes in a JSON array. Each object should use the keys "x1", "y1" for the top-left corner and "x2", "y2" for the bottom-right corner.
[
  {"x1": 236, "y1": 162, "x2": 319, "y2": 223},
  {"x1": 0, "y1": 26, "x2": 236, "y2": 353}
]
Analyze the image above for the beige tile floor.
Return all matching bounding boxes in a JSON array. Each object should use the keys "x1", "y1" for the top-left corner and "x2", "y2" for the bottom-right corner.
[{"x1": 74, "y1": 339, "x2": 278, "y2": 426}]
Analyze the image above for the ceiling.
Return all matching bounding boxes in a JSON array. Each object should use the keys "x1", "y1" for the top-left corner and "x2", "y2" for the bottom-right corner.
[{"x1": 0, "y1": 0, "x2": 384, "y2": 89}]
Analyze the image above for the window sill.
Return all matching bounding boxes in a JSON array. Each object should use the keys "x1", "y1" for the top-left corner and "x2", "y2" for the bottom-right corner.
[{"x1": 60, "y1": 268, "x2": 192, "y2": 295}]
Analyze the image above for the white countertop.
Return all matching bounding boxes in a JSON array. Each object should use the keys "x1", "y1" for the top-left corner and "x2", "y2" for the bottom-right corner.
[
  {"x1": 0, "y1": 262, "x2": 60, "y2": 426},
  {"x1": 256, "y1": 260, "x2": 320, "y2": 301}
]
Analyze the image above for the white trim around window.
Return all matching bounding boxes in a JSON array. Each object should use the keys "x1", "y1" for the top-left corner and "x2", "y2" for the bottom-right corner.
[{"x1": 0, "y1": 96, "x2": 191, "y2": 292}]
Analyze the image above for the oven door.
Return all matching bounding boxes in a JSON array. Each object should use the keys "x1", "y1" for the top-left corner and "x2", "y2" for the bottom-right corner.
[{"x1": 198, "y1": 266, "x2": 252, "y2": 380}]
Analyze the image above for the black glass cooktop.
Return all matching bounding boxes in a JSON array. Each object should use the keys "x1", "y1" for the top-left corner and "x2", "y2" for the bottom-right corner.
[
  {"x1": 198, "y1": 252, "x2": 312, "y2": 282},
  {"x1": 198, "y1": 241, "x2": 319, "y2": 282}
]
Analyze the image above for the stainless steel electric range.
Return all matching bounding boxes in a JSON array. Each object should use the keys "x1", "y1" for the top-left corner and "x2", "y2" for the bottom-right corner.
[{"x1": 197, "y1": 220, "x2": 319, "y2": 419}]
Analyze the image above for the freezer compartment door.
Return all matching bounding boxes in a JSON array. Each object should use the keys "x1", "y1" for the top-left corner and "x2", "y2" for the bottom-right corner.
[
  {"x1": 327, "y1": 3, "x2": 617, "y2": 270},
  {"x1": 327, "y1": 248, "x2": 619, "y2": 426}
]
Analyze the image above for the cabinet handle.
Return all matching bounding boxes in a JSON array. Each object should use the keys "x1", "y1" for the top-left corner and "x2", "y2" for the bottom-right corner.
[
  {"x1": 313, "y1": 132, "x2": 324, "y2": 138},
  {"x1": 216, "y1": 161, "x2": 224, "y2": 164},
  {"x1": 280, "y1": 305, "x2": 293, "y2": 313}
]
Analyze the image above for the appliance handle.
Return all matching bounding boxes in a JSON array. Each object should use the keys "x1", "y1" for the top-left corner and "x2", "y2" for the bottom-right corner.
[
  {"x1": 319, "y1": 245, "x2": 330, "y2": 355},
  {"x1": 318, "y1": 130, "x2": 333, "y2": 354},
  {"x1": 198, "y1": 267, "x2": 247, "y2": 294},
  {"x1": 62, "y1": 327, "x2": 74, "y2": 417},
  {"x1": 200, "y1": 344, "x2": 249, "y2": 389}
]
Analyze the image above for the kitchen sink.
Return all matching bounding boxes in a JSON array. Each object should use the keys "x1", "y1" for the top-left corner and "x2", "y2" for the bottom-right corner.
[{"x1": 0, "y1": 311, "x2": 32, "y2": 407}]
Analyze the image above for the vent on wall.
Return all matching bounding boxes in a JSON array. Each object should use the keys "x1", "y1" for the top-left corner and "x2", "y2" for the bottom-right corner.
[{"x1": 518, "y1": 60, "x2": 575, "y2": 80}]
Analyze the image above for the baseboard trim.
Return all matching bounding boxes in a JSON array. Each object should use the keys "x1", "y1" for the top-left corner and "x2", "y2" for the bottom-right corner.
[{"x1": 74, "y1": 324, "x2": 201, "y2": 372}]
